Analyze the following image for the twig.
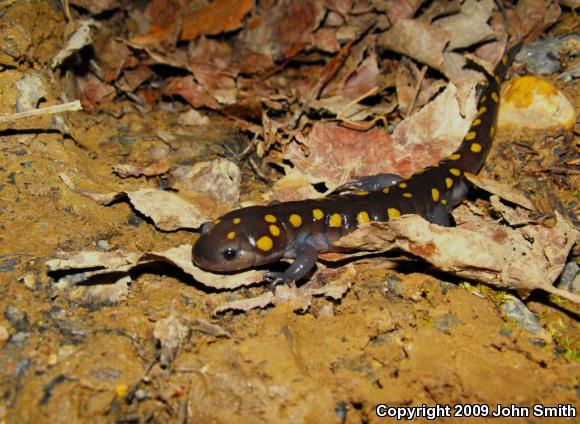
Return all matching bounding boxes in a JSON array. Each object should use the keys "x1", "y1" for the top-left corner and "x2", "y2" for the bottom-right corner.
[
  {"x1": 406, "y1": 64, "x2": 427, "y2": 117},
  {"x1": 0, "y1": 100, "x2": 82, "y2": 124}
]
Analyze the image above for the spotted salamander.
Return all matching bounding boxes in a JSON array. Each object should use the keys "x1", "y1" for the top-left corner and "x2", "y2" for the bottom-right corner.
[{"x1": 193, "y1": 44, "x2": 522, "y2": 285}]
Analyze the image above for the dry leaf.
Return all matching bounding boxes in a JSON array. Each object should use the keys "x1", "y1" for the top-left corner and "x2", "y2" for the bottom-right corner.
[
  {"x1": 434, "y1": 0, "x2": 496, "y2": 50},
  {"x1": 465, "y1": 173, "x2": 536, "y2": 210},
  {"x1": 154, "y1": 309, "x2": 190, "y2": 367},
  {"x1": 47, "y1": 245, "x2": 264, "y2": 291},
  {"x1": 169, "y1": 159, "x2": 241, "y2": 207},
  {"x1": 333, "y1": 213, "x2": 580, "y2": 303},
  {"x1": 51, "y1": 20, "x2": 97, "y2": 68},
  {"x1": 113, "y1": 160, "x2": 171, "y2": 178},
  {"x1": 213, "y1": 292, "x2": 275, "y2": 315}
]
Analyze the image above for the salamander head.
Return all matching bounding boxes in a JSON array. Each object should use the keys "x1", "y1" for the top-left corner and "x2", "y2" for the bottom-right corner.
[{"x1": 192, "y1": 212, "x2": 285, "y2": 272}]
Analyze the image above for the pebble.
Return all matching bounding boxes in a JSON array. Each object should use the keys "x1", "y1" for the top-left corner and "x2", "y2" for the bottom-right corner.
[
  {"x1": 0, "y1": 324, "x2": 9, "y2": 344},
  {"x1": 501, "y1": 297, "x2": 552, "y2": 342},
  {"x1": 556, "y1": 261, "x2": 579, "y2": 293}
]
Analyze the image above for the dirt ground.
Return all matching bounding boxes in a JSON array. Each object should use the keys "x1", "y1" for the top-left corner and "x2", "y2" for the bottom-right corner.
[{"x1": 0, "y1": 1, "x2": 578, "y2": 423}]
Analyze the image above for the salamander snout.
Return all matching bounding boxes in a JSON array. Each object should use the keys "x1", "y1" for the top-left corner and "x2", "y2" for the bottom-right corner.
[{"x1": 192, "y1": 224, "x2": 256, "y2": 272}]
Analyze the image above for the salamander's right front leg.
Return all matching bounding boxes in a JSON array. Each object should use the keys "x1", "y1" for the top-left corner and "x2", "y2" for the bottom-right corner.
[{"x1": 264, "y1": 241, "x2": 319, "y2": 286}]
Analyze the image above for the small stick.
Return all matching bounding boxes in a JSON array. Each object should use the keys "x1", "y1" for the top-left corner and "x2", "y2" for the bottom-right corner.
[
  {"x1": 406, "y1": 64, "x2": 427, "y2": 117},
  {"x1": 0, "y1": 100, "x2": 82, "y2": 124}
]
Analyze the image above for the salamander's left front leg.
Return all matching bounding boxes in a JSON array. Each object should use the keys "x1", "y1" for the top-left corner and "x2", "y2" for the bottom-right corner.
[
  {"x1": 334, "y1": 173, "x2": 403, "y2": 193},
  {"x1": 264, "y1": 241, "x2": 319, "y2": 286}
]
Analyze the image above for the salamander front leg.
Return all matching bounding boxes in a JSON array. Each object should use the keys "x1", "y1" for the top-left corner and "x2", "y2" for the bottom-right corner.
[
  {"x1": 264, "y1": 241, "x2": 319, "y2": 286},
  {"x1": 334, "y1": 173, "x2": 403, "y2": 193}
]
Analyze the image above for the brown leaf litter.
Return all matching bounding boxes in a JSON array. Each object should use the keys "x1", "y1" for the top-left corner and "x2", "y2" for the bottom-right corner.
[{"x1": 2, "y1": 0, "x2": 579, "y2": 421}]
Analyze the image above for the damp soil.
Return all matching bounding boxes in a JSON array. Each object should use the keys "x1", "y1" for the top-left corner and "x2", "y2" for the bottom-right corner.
[{"x1": 0, "y1": 1, "x2": 578, "y2": 423}]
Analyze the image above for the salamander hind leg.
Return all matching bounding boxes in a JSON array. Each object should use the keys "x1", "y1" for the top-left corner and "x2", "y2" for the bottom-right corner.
[
  {"x1": 426, "y1": 205, "x2": 452, "y2": 227},
  {"x1": 264, "y1": 240, "x2": 319, "y2": 286}
]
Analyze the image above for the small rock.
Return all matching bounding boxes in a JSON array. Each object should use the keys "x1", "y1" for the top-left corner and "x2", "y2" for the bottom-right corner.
[
  {"x1": 0, "y1": 257, "x2": 20, "y2": 272},
  {"x1": 0, "y1": 324, "x2": 10, "y2": 344},
  {"x1": 47, "y1": 353, "x2": 58, "y2": 366},
  {"x1": 517, "y1": 34, "x2": 579, "y2": 75},
  {"x1": 556, "y1": 261, "x2": 579, "y2": 292},
  {"x1": 134, "y1": 389, "x2": 148, "y2": 401},
  {"x1": 501, "y1": 297, "x2": 552, "y2": 342},
  {"x1": 5, "y1": 305, "x2": 29, "y2": 332},
  {"x1": 10, "y1": 332, "x2": 29, "y2": 345},
  {"x1": 16, "y1": 72, "x2": 46, "y2": 112},
  {"x1": 96, "y1": 240, "x2": 110, "y2": 251}
]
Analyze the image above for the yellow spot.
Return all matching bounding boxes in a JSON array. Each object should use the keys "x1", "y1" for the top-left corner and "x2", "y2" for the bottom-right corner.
[
  {"x1": 479, "y1": 106, "x2": 487, "y2": 115},
  {"x1": 431, "y1": 188, "x2": 440, "y2": 202},
  {"x1": 382, "y1": 187, "x2": 390, "y2": 194},
  {"x1": 480, "y1": 96, "x2": 487, "y2": 104},
  {"x1": 465, "y1": 131, "x2": 477, "y2": 141},
  {"x1": 490, "y1": 126, "x2": 496, "y2": 137},
  {"x1": 472, "y1": 118, "x2": 482, "y2": 126},
  {"x1": 491, "y1": 92, "x2": 499, "y2": 103},
  {"x1": 313, "y1": 208, "x2": 324, "y2": 220},
  {"x1": 471, "y1": 143, "x2": 482, "y2": 153},
  {"x1": 502, "y1": 54, "x2": 508, "y2": 65},
  {"x1": 213, "y1": 219, "x2": 221, "y2": 225},
  {"x1": 445, "y1": 177, "x2": 453, "y2": 189},
  {"x1": 450, "y1": 168, "x2": 461, "y2": 176},
  {"x1": 289, "y1": 214, "x2": 302, "y2": 228},
  {"x1": 256, "y1": 235, "x2": 273, "y2": 251},
  {"x1": 449, "y1": 153, "x2": 461, "y2": 160},
  {"x1": 115, "y1": 384, "x2": 129, "y2": 398},
  {"x1": 398, "y1": 182, "x2": 407, "y2": 188},
  {"x1": 233, "y1": 217, "x2": 241, "y2": 224},
  {"x1": 269, "y1": 224, "x2": 280, "y2": 236},
  {"x1": 495, "y1": 75, "x2": 501, "y2": 84},
  {"x1": 441, "y1": 199, "x2": 448, "y2": 205},
  {"x1": 264, "y1": 214, "x2": 276, "y2": 223},
  {"x1": 355, "y1": 191, "x2": 369, "y2": 196},
  {"x1": 227, "y1": 231, "x2": 236, "y2": 240},
  {"x1": 388, "y1": 208, "x2": 401, "y2": 219},
  {"x1": 357, "y1": 211, "x2": 370, "y2": 225},
  {"x1": 402, "y1": 192, "x2": 413, "y2": 198},
  {"x1": 329, "y1": 213, "x2": 342, "y2": 228}
]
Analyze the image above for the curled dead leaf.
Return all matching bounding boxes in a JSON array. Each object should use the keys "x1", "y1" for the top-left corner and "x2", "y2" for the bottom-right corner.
[{"x1": 333, "y1": 212, "x2": 580, "y2": 303}]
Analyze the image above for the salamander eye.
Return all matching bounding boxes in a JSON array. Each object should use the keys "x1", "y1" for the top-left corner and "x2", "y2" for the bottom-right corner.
[{"x1": 223, "y1": 248, "x2": 236, "y2": 261}]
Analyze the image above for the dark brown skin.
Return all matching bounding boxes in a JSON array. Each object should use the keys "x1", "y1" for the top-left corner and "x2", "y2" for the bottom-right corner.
[{"x1": 193, "y1": 44, "x2": 522, "y2": 285}]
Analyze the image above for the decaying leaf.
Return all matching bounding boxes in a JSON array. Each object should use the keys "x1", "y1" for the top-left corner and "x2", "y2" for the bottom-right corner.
[
  {"x1": 434, "y1": 0, "x2": 496, "y2": 50},
  {"x1": 126, "y1": 189, "x2": 205, "y2": 231},
  {"x1": 390, "y1": 82, "x2": 478, "y2": 176},
  {"x1": 154, "y1": 308, "x2": 190, "y2": 368},
  {"x1": 465, "y1": 173, "x2": 536, "y2": 211},
  {"x1": 51, "y1": 20, "x2": 97, "y2": 68},
  {"x1": 213, "y1": 292, "x2": 275, "y2": 315},
  {"x1": 60, "y1": 173, "x2": 225, "y2": 230},
  {"x1": 47, "y1": 244, "x2": 264, "y2": 291},
  {"x1": 113, "y1": 160, "x2": 171, "y2": 178},
  {"x1": 169, "y1": 159, "x2": 241, "y2": 207},
  {"x1": 143, "y1": 244, "x2": 264, "y2": 289},
  {"x1": 333, "y1": 212, "x2": 580, "y2": 303},
  {"x1": 213, "y1": 263, "x2": 357, "y2": 314},
  {"x1": 283, "y1": 122, "x2": 397, "y2": 188}
]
